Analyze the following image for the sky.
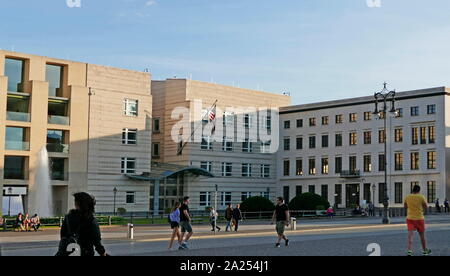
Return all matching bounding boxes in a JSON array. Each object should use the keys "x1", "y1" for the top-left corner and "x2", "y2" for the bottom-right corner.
[{"x1": 1, "y1": 0, "x2": 450, "y2": 105}]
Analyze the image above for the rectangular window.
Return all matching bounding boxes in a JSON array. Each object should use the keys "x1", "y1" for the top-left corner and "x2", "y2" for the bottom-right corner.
[
  {"x1": 411, "y1": 106, "x2": 419, "y2": 116},
  {"x1": 242, "y1": 139, "x2": 253, "y2": 153},
  {"x1": 427, "y1": 181, "x2": 436, "y2": 204},
  {"x1": 309, "y1": 136, "x2": 316, "y2": 149},
  {"x1": 201, "y1": 161, "x2": 213, "y2": 172},
  {"x1": 349, "y1": 132, "x2": 357, "y2": 146},
  {"x1": 335, "y1": 133, "x2": 343, "y2": 147},
  {"x1": 427, "y1": 151, "x2": 437, "y2": 170},
  {"x1": 222, "y1": 137, "x2": 233, "y2": 151},
  {"x1": 122, "y1": 128, "x2": 137, "y2": 145},
  {"x1": 335, "y1": 157, "x2": 342, "y2": 174},
  {"x1": 309, "y1": 158, "x2": 316, "y2": 175},
  {"x1": 411, "y1": 152, "x2": 420, "y2": 170},
  {"x1": 5, "y1": 127, "x2": 29, "y2": 151},
  {"x1": 363, "y1": 184, "x2": 371, "y2": 203},
  {"x1": 335, "y1": 184, "x2": 342, "y2": 205},
  {"x1": 200, "y1": 192, "x2": 212, "y2": 207},
  {"x1": 123, "y1": 99, "x2": 138, "y2": 117},
  {"x1": 201, "y1": 136, "x2": 213, "y2": 150},
  {"x1": 349, "y1": 156, "x2": 357, "y2": 172},
  {"x1": 243, "y1": 114, "x2": 252, "y2": 128},
  {"x1": 222, "y1": 162, "x2": 233, "y2": 177},
  {"x1": 322, "y1": 135, "x2": 329, "y2": 148},
  {"x1": 428, "y1": 126, "x2": 436, "y2": 144},
  {"x1": 221, "y1": 192, "x2": 232, "y2": 206},
  {"x1": 394, "y1": 129, "x2": 403, "y2": 143},
  {"x1": 296, "y1": 159, "x2": 303, "y2": 176},
  {"x1": 153, "y1": 118, "x2": 160, "y2": 133},
  {"x1": 283, "y1": 187, "x2": 289, "y2": 202},
  {"x1": 296, "y1": 137, "x2": 303, "y2": 150},
  {"x1": 309, "y1": 118, "x2": 316, "y2": 127},
  {"x1": 50, "y1": 157, "x2": 68, "y2": 181},
  {"x1": 427, "y1": 104, "x2": 436, "y2": 115},
  {"x1": 284, "y1": 138, "x2": 291, "y2": 151},
  {"x1": 394, "y1": 183, "x2": 403, "y2": 204},
  {"x1": 321, "y1": 185, "x2": 328, "y2": 201},
  {"x1": 379, "y1": 183, "x2": 386, "y2": 204},
  {"x1": 46, "y1": 64, "x2": 64, "y2": 97},
  {"x1": 283, "y1": 160, "x2": 290, "y2": 176},
  {"x1": 395, "y1": 152, "x2": 403, "y2": 171},
  {"x1": 364, "y1": 131, "x2": 372, "y2": 145},
  {"x1": 296, "y1": 186, "x2": 303, "y2": 197},
  {"x1": 397, "y1": 108, "x2": 403, "y2": 118},
  {"x1": 412, "y1": 127, "x2": 419, "y2": 145},
  {"x1": 364, "y1": 112, "x2": 371, "y2": 121},
  {"x1": 284, "y1": 120, "x2": 291, "y2": 129},
  {"x1": 5, "y1": 58, "x2": 25, "y2": 92},
  {"x1": 309, "y1": 185, "x2": 315, "y2": 194},
  {"x1": 261, "y1": 164, "x2": 270, "y2": 178},
  {"x1": 335, "y1": 115, "x2": 343, "y2": 124},
  {"x1": 126, "y1": 192, "x2": 135, "y2": 204},
  {"x1": 379, "y1": 129, "x2": 386, "y2": 144},
  {"x1": 349, "y1": 113, "x2": 357, "y2": 123},
  {"x1": 379, "y1": 154, "x2": 386, "y2": 172},
  {"x1": 296, "y1": 119, "x2": 303, "y2": 128},
  {"x1": 321, "y1": 158, "x2": 329, "y2": 174},
  {"x1": 363, "y1": 155, "x2": 372, "y2": 172},
  {"x1": 260, "y1": 141, "x2": 271, "y2": 154},
  {"x1": 322, "y1": 116, "x2": 329, "y2": 125},
  {"x1": 242, "y1": 163, "x2": 252, "y2": 177},
  {"x1": 4, "y1": 156, "x2": 27, "y2": 180},
  {"x1": 152, "y1": 143, "x2": 160, "y2": 158},
  {"x1": 121, "y1": 158, "x2": 136, "y2": 174},
  {"x1": 420, "y1": 127, "x2": 427, "y2": 144}
]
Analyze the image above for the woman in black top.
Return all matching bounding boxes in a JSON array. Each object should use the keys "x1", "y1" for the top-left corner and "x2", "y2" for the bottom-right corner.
[
  {"x1": 232, "y1": 204, "x2": 243, "y2": 232},
  {"x1": 56, "y1": 192, "x2": 107, "y2": 256}
]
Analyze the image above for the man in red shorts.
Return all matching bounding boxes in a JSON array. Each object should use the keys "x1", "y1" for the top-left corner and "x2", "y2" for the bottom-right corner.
[{"x1": 404, "y1": 185, "x2": 431, "y2": 256}]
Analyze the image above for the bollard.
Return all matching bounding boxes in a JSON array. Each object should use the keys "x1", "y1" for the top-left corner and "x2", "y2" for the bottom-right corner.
[
  {"x1": 290, "y1": 217, "x2": 297, "y2": 231},
  {"x1": 127, "y1": 223, "x2": 134, "y2": 239}
]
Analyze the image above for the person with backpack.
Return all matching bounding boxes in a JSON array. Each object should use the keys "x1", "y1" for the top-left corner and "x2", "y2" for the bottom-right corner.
[
  {"x1": 56, "y1": 192, "x2": 108, "y2": 256},
  {"x1": 168, "y1": 202, "x2": 183, "y2": 251},
  {"x1": 232, "y1": 204, "x2": 243, "y2": 232}
]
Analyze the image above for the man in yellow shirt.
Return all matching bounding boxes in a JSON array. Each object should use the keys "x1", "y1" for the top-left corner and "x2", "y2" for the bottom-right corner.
[{"x1": 404, "y1": 185, "x2": 431, "y2": 256}]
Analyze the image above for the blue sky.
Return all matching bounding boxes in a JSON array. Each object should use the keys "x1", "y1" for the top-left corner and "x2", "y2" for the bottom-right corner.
[{"x1": 1, "y1": 0, "x2": 450, "y2": 105}]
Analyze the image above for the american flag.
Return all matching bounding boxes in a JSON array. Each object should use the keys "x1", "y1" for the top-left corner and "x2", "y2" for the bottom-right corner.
[{"x1": 208, "y1": 104, "x2": 217, "y2": 134}]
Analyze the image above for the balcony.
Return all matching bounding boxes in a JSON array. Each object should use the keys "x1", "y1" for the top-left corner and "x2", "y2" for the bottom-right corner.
[
  {"x1": 5, "y1": 141, "x2": 30, "y2": 151},
  {"x1": 47, "y1": 143, "x2": 69, "y2": 154},
  {"x1": 6, "y1": 111, "x2": 31, "y2": 122},
  {"x1": 51, "y1": 171, "x2": 68, "y2": 181},
  {"x1": 48, "y1": 115, "x2": 70, "y2": 125},
  {"x1": 340, "y1": 170, "x2": 361, "y2": 178}
]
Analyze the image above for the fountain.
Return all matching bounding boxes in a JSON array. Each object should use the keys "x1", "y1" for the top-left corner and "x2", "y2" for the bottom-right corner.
[{"x1": 29, "y1": 146, "x2": 53, "y2": 217}]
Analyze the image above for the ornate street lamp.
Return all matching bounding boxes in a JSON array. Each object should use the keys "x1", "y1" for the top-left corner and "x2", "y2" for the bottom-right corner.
[
  {"x1": 373, "y1": 82, "x2": 397, "y2": 224},
  {"x1": 113, "y1": 187, "x2": 118, "y2": 216}
]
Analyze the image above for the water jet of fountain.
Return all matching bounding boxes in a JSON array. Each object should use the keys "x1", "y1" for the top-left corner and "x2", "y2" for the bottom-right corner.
[{"x1": 29, "y1": 146, "x2": 53, "y2": 217}]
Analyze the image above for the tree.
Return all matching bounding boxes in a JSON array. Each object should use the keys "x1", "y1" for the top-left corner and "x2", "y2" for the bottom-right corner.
[{"x1": 288, "y1": 193, "x2": 330, "y2": 210}]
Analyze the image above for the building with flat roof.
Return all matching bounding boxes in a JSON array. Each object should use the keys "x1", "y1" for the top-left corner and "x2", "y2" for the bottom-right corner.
[{"x1": 278, "y1": 86, "x2": 450, "y2": 209}]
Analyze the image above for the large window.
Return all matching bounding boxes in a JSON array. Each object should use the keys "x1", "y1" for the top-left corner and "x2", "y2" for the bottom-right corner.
[
  {"x1": 242, "y1": 163, "x2": 252, "y2": 177},
  {"x1": 47, "y1": 129, "x2": 68, "y2": 153},
  {"x1": 126, "y1": 192, "x2": 135, "y2": 204},
  {"x1": 121, "y1": 158, "x2": 136, "y2": 174},
  {"x1": 284, "y1": 120, "x2": 291, "y2": 129},
  {"x1": 296, "y1": 137, "x2": 303, "y2": 150},
  {"x1": 412, "y1": 127, "x2": 419, "y2": 145},
  {"x1": 309, "y1": 158, "x2": 316, "y2": 175},
  {"x1": 349, "y1": 113, "x2": 357, "y2": 123},
  {"x1": 309, "y1": 118, "x2": 316, "y2": 127},
  {"x1": 50, "y1": 158, "x2": 67, "y2": 180},
  {"x1": 379, "y1": 154, "x2": 386, "y2": 172},
  {"x1": 48, "y1": 99, "x2": 69, "y2": 125},
  {"x1": 4, "y1": 156, "x2": 27, "y2": 180},
  {"x1": 123, "y1": 99, "x2": 138, "y2": 117},
  {"x1": 427, "y1": 104, "x2": 436, "y2": 115},
  {"x1": 221, "y1": 192, "x2": 232, "y2": 206},
  {"x1": 427, "y1": 181, "x2": 436, "y2": 204},
  {"x1": 261, "y1": 164, "x2": 270, "y2": 178},
  {"x1": 364, "y1": 131, "x2": 372, "y2": 145},
  {"x1": 335, "y1": 115, "x2": 343, "y2": 124},
  {"x1": 242, "y1": 139, "x2": 253, "y2": 153},
  {"x1": 395, "y1": 152, "x2": 403, "y2": 171},
  {"x1": 349, "y1": 132, "x2": 357, "y2": 146},
  {"x1": 379, "y1": 129, "x2": 386, "y2": 144},
  {"x1": 201, "y1": 161, "x2": 213, "y2": 172},
  {"x1": 363, "y1": 155, "x2": 372, "y2": 172},
  {"x1": 5, "y1": 58, "x2": 25, "y2": 92},
  {"x1": 296, "y1": 159, "x2": 303, "y2": 176},
  {"x1": 46, "y1": 64, "x2": 64, "y2": 97},
  {"x1": 222, "y1": 162, "x2": 232, "y2": 177},
  {"x1": 427, "y1": 151, "x2": 437, "y2": 170},
  {"x1": 6, "y1": 94, "x2": 30, "y2": 122},
  {"x1": 283, "y1": 138, "x2": 290, "y2": 151},
  {"x1": 322, "y1": 116, "x2": 329, "y2": 125},
  {"x1": 395, "y1": 183, "x2": 403, "y2": 204},
  {"x1": 5, "y1": 127, "x2": 29, "y2": 151},
  {"x1": 321, "y1": 185, "x2": 328, "y2": 201},
  {"x1": 283, "y1": 160, "x2": 290, "y2": 176},
  {"x1": 411, "y1": 106, "x2": 419, "y2": 116},
  {"x1": 411, "y1": 152, "x2": 420, "y2": 170},
  {"x1": 309, "y1": 136, "x2": 316, "y2": 149},
  {"x1": 152, "y1": 143, "x2": 160, "y2": 158},
  {"x1": 335, "y1": 184, "x2": 342, "y2": 205},
  {"x1": 201, "y1": 136, "x2": 213, "y2": 150},
  {"x1": 122, "y1": 128, "x2": 137, "y2": 145},
  {"x1": 395, "y1": 128, "x2": 403, "y2": 143},
  {"x1": 200, "y1": 192, "x2": 212, "y2": 207},
  {"x1": 322, "y1": 135, "x2": 329, "y2": 148},
  {"x1": 296, "y1": 119, "x2": 303, "y2": 128},
  {"x1": 335, "y1": 133, "x2": 343, "y2": 147},
  {"x1": 420, "y1": 127, "x2": 427, "y2": 144},
  {"x1": 222, "y1": 137, "x2": 233, "y2": 152},
  {"x1": 335, "y1": 157, "x2": 342, "y2": 174},
  {"x1": 152, "y1": 118, "x2": 160, "y2": 133},
  {"x1": 379, "y1": 183, "x2": 386, "y2": 204},
  {"x1": 321, "y1": 158, "x2": 329, "y2": 174},
  {"x1": 429, "y1": 126, "x2": 436, "y2": 144},
  {"x1": 364, "y1": 112, "x2": 371, "y2": 121},
  {"x1": 349, "y1": 156, "x2": 357, "y2": 172}
]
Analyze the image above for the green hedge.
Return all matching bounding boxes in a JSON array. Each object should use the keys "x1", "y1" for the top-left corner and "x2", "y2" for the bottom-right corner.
[
  {"x1": 240, "y1": 196, "x2": 275, "y2": 213},
  {"x1": 288, "y1": 193, "x2": 330, "y2": 211}
]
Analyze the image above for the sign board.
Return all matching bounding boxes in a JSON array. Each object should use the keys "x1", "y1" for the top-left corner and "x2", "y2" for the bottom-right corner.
[{"x1": 3, "y1": 187, "x2": 27, "y2": 196}]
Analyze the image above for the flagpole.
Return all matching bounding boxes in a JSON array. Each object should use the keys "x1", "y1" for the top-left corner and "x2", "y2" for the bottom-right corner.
[{"x1": 177, "y1": 99, "x2": 218, "y2": 155}]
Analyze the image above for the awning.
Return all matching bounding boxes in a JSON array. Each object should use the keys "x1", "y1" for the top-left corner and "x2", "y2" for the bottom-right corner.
[{"x1": 126, "y1": 162, "x2": 214, "y2": 181}]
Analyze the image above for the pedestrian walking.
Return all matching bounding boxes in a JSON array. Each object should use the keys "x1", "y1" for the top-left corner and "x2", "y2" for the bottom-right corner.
[
  {"x1": 168, "y1": 202, "x2": 183, "y2": 251},
  {"x1": 232, "y1": 204, "x2": 242, "y2": 232},
  {"x1": 435, "y1": 198, "x2": 441, "y2": 213},
  {"x1": 444, "y1": 199, "x2": 450, "y2": 213},
  {"x1": 404, "y1": 185, "x2": 431, "y2": 256},
  {"x1": 225, "y1": 204, "x2": 233, "y2": 232},
  {"x1": 179, "y1": 196, "x2": 193, "y2": 249},
  {"x1": 209, "y1": 207, "x2": 221, "y2": 232},
  {"x1": 56, "y1": 192, "x2": 108, "y2": 256},
  {"x1": 272, "y1": 197, "x2": 290, "y2": 248},
  {"x1": 368, "y1": 202, "x2": 375, "y2": 217}
]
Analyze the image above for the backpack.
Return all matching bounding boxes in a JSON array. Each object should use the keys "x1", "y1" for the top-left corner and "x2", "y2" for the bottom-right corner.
[{"x1": 56, "y1": 216, "x2": 82, "y2": 256}]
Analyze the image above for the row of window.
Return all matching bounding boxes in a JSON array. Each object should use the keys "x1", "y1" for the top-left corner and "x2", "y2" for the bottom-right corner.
[
  {"x1": 200, "y1": 137, "x2": 272, "y2": 153},
  {"x1": 199, "y1": 191, "x2": 270, "y2": 207},
  {"x1": 201, "y1": 162, "x2": 271, "y2": 178},
  {"x1": 283, "y1": 125, "x2": 435, "y2": 150},
  {"x1": 283, "y1": 181, "x2": 437, "y2": 205},
  {"x1": 284, "y1": 105, "x2": 436, "y2": 129},
  {"x1": 283, "y1": 151, "x2": 437, "y2": 176}
]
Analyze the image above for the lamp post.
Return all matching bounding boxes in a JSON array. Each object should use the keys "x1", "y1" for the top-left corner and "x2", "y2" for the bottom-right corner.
[
  {"x1": 373, "y1": 82, "x2": 397, "y2": 224},
  {"x1": 113, "y1": 187, "x2": 118, "y2": 216},
  {"x1": 7, "y1": 187, "x2": 13, "y2": 217}
]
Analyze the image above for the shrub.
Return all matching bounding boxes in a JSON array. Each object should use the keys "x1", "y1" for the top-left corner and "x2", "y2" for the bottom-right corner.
[
  {"x1": 288, "y1": 193, "x2": 330, "y2": 211},
  {"x1": 117, "y1": 208, "x2": 127, "y2": 215},
  {"x1": 240, "y1": 197, "x2": 275, "y2": 213}
]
